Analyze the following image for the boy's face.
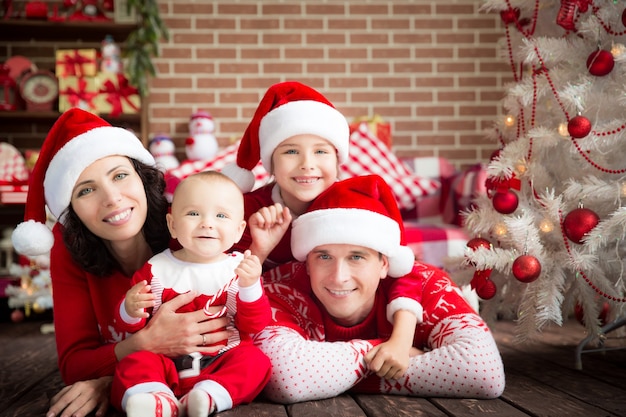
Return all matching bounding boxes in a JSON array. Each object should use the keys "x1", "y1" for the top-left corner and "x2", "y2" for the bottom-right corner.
[
  {"x1": 271, "y1": 134, "x2": 339, "y2": 216},
  {"x1": 306, "y1": 244, "x2": 389, "y2": 326}
]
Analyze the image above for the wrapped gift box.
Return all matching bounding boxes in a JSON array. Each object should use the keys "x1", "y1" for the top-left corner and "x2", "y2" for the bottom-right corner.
[
  {"x1": 58, "y1": 76, "x2": 98, "y2": 113},
  {"x1": 55, "y1": 49, "x2": 97, "y2": 78},
  {"x1": 0, "y1": 184, "x2": 28, "y2": 204},
  {"x1": 349, "y1": 115, "x2": 392, "y2": 148},
  {"x1": 94, "y1": 73, "x2": 141, "y2": 117}
]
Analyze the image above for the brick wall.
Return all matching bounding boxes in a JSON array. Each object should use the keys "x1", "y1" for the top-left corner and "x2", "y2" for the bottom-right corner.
[{"x1": 2, "y1": 1, "x2": 509, "y2": 169}]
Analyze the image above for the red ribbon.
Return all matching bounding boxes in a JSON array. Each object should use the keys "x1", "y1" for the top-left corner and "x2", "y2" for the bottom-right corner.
[
  {"x1": 485, "y1": 175, "x2": 521, "y2": 193},
  {"x1": 56, "y1": 50, "x2": 94, "y2": 77},
  {"x1": 60, "y1": 77, "x2": 97, "y2": 109},
  {"x1": 99, "y1": 74, "x2": 140, "y2": 117}
]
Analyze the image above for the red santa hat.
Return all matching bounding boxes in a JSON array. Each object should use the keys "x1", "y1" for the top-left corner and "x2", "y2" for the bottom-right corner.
[
  {"x1": 291, "y1": 174, "x2": 415, "y2": 277},
  {"x1": 222, "y1": 81, "x2": 349, "y2": 192},
  {"x1": 11, "y1": 108, "x2": 155, "y2": 257}
]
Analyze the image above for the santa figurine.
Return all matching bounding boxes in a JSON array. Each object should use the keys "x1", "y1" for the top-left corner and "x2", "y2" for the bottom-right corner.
[
  {"x1": 148, "y1": 133, "x2": 179, "y2": 172},
  {"x1": 185, "y1": 110, "x2": 218, "y2": 161}
]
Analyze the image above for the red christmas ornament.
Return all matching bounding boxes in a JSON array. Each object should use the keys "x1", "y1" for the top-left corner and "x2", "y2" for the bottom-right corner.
[
  {"x1": 492, "y1": 190, "x2": 518, "y2": 214},
  {"x1": 467, "y1": 237, "x2": 492, "y2": 251},
  {"x1": 587, "y1": 49, "x2": 615, "y2": 76},
  {"x1": 11, "y1": 309, "x2": 24, "y2": 323},
  {"x1": 489, "y1": 149, "x2": 501, "y2": 161},
  {"x1": 476, "y1": 279, "x2": 497, "y2": 300},
  {"x1": 568, "y1": 115, "x2": 592, "y2": 138},
  {"x1": 563, "y1": 207, "x2": 599, "y2": 244},
  {"x1": 500, "y1": 8, "x2": 520, "y2": 24},
  {"x1": 574, "y1": 302, "x2": 610, "y2": 326},
  {"x1": 512, "y1": 254, "x2": 542, "y2": 283},
  {"x1": 623, "y1": 9, "x2": 626, "y2": 27},
  {"x1": 470, "y1": 269, "x2": 496, "y2": 300}
]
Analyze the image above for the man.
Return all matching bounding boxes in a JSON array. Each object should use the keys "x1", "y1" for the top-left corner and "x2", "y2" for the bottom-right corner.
[{"x1": 252, "y1": 174, "x2": 505, "y2": 404}]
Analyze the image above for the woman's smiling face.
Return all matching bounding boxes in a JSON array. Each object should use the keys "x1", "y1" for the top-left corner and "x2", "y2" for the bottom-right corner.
[{"x1": 70, "y1": 155, "x2": 148, "y2": 244}]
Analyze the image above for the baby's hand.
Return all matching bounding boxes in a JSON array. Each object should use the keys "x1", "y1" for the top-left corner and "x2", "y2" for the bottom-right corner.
[
  {"x1": 124, "y1": 280, "x2": 155, "y2": 319},
  {"x1": 364, "y1": 340, "x2": 410, "y2": 380},
  {"x1": 235, "y1": 250, "x2": 262, "y2": 288}
]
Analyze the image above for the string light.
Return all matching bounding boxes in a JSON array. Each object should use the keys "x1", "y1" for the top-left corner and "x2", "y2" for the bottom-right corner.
[
  {"x1": 539, "y1": 218, "x2": 554, "y2": 233},
  {"x1": 611, "y1": 43, "x2": 625, "y2": 58},
  {"x1": 621, "y1": 182, "x2": 626, "y2": 197},
  {"x1": 515, "y1": 160, "x2": 527, "y2": 175},
  {"x1": 504, "y1": 115, "x2": 516, "y2": 127},
  {"x1": 493, "y1": 222, "x2": 508, "y2": 236},
  {"x1": 558, "y1": 122, "x2": 569, "y2": 137}
]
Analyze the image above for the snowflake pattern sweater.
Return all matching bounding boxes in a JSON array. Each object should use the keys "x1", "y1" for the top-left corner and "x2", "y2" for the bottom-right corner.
[{"x1": 254, "y1": 261, "x2": 506, "y2": 403}]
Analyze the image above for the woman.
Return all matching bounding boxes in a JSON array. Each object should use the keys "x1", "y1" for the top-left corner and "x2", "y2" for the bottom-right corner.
[{"x1": 12, "y1": 108, "x2": 229, "y2": 417}]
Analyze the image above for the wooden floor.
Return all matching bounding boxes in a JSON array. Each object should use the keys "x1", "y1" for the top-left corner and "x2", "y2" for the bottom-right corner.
[{"x1": 1, "y1": 317, "x2": 625, "y2": 417}]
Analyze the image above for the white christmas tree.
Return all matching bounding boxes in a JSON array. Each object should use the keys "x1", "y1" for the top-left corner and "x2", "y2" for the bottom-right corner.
[{"x1": 450, "y1": 0, "x2": 626, "y2": 340}]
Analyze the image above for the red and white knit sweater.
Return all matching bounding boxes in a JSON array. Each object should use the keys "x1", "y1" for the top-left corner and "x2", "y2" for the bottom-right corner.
[{"x1": 254, "y1": 261, "x2": 505, "y2": 403}]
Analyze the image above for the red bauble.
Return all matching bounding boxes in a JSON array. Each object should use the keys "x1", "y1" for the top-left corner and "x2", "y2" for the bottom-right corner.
[
  {"x1": 467, "y1": 237, "x2": 492, "y2": 251},
  {"x1": 574, "y1": 302, "x2": 610, "y2": 326},
  {"x1": 568, "y1": 115, "x2": 592, "y2": 138},
  {"x1": 500, "y1": 8, "x2": 520, "y2": 24},
  {"x1": 476, "y1": 279, "x2": 497, "y2": 300},
  {"x1": 587, "y1": 49, "x2": 615, "y2": 76},
  {"x1": 11, "y1": 309, "x2": 24, "y2": 323},
  {"x1": 492, "y1": 190, "x2": 518, "y2": 214},
  {"x1": 563, "y1": 207, "x2": 599, "y2": 244},
  {"x1": 512, "y1": 255, "x2": 541, "y2": 283},
  {"x1": 623, "y1": 9, "x2": 626, "y2": 27}
]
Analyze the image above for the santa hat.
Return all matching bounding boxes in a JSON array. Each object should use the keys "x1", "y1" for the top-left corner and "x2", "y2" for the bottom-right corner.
[
  {"x1": 291, "y1": 174, "x2": 415, "y2": 277},
  {"x1": 12, "y1": 108, "x2": 155, "y2": 257},
  {"x1": 222, "y1": 81, "x2": 349, "y2": 192}
]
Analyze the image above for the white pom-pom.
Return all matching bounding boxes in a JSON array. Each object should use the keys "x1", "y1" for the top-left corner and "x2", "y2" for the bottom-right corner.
[
  {"x1": 11, "y1": 220, "x2": 54, "y2": 257},
  {"x1": 221, "y1": 163, "x2": 256, "y2": 193},
  {"x1": 387, "y1": 246, "x2": 415, "y2": 277}
]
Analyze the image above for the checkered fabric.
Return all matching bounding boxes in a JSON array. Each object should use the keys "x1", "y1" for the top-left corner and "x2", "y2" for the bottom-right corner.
[
  {"x1": 167, "y1": 142, "x2": 271, "y2": 191},
  {"x1": 404, "y1": 220, "x2": 470, "y2": 268},
  {"x1": 398, "y1": 157, "x2": 487, "y2": 267},
  {"x1": 0, "y1": 143, "x2": 29, "y2": 185},
  {"x1": 341, "y1": 125, "x2": 440, "y2": 211}
]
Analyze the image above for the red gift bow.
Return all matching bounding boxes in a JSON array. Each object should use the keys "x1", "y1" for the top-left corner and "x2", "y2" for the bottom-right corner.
[
  {"x1": 56, "y1": 50, "x2": 94, "y2": 77},
  {"x1": 556, "y1": 0, "x2": 592, "y2": 31},
  {"x1": 60, "y1": 77, "x2": 97, "y2": 110},
  {"x1": 99, "y1": 74, "x2": 140, "y2": 117}
]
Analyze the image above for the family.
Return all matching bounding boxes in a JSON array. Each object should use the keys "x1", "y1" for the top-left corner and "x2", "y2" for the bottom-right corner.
[{"x1": 12, "y1": 81, "x2": 505, "y2": 417}]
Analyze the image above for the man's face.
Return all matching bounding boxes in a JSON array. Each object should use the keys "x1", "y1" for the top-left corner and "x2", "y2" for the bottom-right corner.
[{"x1": 306, "y1": 244, "x2": 389, "y2": 326}]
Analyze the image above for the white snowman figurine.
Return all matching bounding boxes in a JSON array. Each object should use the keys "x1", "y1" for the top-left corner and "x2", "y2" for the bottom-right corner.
[
  {"x1": 148, "y1": 134, "x2": 180, "y2": 172},
  {"x1": 186, "y1": 110, "x2": 218, "y2": 161},
  {"x1": 100, "y1": 35, "x2": 121, "y2": 74}
]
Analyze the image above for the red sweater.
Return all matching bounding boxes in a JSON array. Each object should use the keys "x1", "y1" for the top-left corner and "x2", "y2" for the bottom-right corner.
[{"x1": 50, "y1": 224, "x2": 135, "y2": 384}]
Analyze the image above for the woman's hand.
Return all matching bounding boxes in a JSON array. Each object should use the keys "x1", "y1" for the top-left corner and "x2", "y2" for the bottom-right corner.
[
  {"x1": 117, "y1": 291, "x2": 231, "y2": 359},
  {"x1": 47, "y1": 376, "x2": 111, "y2": 417}
]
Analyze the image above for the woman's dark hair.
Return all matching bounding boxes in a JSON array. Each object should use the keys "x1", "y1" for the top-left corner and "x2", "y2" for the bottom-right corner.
[{"x1": 61, "y1": 158, "x2": 170, "y2": 277}]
